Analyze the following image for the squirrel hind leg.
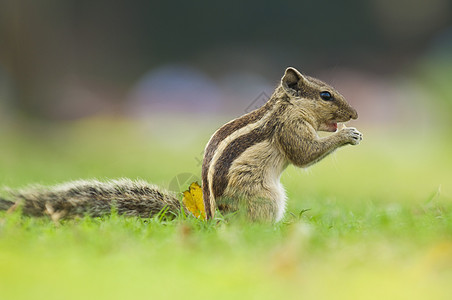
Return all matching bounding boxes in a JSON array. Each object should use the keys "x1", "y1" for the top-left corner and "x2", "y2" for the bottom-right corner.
[{"x1": 218, "y1": 196, "x2": 279, "y2": 222}]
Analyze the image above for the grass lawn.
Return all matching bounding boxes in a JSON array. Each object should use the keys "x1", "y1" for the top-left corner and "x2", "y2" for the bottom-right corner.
[{"x1": 0, "y1": 117, "x2": 451, "y2": 300}]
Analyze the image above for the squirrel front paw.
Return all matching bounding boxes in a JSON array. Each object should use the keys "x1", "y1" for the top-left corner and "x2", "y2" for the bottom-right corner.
[{"x1": 339, "y1": 127, "x2": 363, "y2": 145}]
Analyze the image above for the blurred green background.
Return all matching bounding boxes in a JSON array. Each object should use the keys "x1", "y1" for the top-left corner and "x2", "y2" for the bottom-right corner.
[
  {"x1": 0, "y1": 0, "x2": 451, "y2": 190},
  {"x1": 1, "y1": 1, "x2": 452, "y2": 299}
]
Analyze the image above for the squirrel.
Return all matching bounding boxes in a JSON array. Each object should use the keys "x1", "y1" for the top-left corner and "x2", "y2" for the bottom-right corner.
[{"x1": 0, "y1": 67, "x2": 362, "y2": 222}]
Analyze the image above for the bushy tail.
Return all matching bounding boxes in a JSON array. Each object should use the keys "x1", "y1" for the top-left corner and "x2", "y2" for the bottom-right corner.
[
  {"x1": 0, "y1": 179, "x2": 187, "y2": 219},
  {"x1": 0, "y1": 198, "x2": 15, "y2": 211}
]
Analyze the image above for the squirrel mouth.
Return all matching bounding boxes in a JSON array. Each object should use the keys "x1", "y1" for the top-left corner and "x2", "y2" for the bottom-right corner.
[
  {"x1": 321, "y1": 122, "x2": 338, "y2": 132},
  {"x1": 320, "y1": 120, "x2": 348, "y2": 132},
  {"x1": 327, "y1": 122, "x2": 338, "y2": 132}
]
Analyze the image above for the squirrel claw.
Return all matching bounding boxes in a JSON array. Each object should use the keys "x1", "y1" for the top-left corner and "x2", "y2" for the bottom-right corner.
[{"x1": 340, "y1": 127, "x2": 363, "y2": 145}]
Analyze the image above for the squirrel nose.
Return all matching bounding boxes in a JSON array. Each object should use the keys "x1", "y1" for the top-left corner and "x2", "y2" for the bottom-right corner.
[{"x1": 350, "y1": 108, "x2": 358, "y2": 120}]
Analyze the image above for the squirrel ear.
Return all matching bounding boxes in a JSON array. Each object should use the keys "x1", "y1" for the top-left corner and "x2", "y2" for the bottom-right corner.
[{"x1": 281, "y1": 67, "x2": 306, "y2": 93}]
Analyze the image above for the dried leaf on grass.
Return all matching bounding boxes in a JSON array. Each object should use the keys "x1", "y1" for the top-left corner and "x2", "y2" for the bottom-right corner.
[{"x1": 182, "y1": 182, "x2": 206, "y2": 220}]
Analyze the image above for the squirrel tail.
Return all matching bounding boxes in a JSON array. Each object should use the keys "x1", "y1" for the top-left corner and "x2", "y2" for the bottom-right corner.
[
  {"x1": 0, "y1": 179, "x2": 187, "y2": 219},
  {"x1": 0, "y1": 198, "x2": 15, "y2": 211}
]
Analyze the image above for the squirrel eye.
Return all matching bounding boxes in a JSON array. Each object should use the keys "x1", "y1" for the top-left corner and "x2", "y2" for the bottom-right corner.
[{"x1": 320, "y1": 91, "x2": 333, "y2": 101}]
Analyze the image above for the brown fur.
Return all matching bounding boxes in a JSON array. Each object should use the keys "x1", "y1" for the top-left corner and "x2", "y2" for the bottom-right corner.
[
  {"x1": 0, "y1": 179, "x2": 186, "y2": 218},
  {"x1": 0, "y1": 67, "x2": 362, "y2": 222},
  {"x1": 202, "y1": 97, "x2": 278, "y2": 218},
  {"x1": 202, "y1": 67, "x2": 362, "y2": 222}
]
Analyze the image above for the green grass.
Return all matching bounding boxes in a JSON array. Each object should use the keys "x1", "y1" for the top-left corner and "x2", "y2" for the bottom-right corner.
[{"x1": 1, "y1": 117, "x2": 451, "y2": 300}]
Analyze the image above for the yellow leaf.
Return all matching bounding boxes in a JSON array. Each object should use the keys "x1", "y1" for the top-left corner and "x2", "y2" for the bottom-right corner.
[{"x1": 182, "y1": 182, "x2": 206, "y2": 219}]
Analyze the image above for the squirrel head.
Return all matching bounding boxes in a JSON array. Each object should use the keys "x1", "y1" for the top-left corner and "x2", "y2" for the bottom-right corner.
[{"x1": 279, "y1": 67, "x2": 358, "y2": 132}]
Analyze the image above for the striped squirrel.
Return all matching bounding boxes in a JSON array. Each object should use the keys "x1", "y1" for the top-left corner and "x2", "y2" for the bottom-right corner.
[{"x1": 0, "y1": 67, "x2": 362, "y2": 222}]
